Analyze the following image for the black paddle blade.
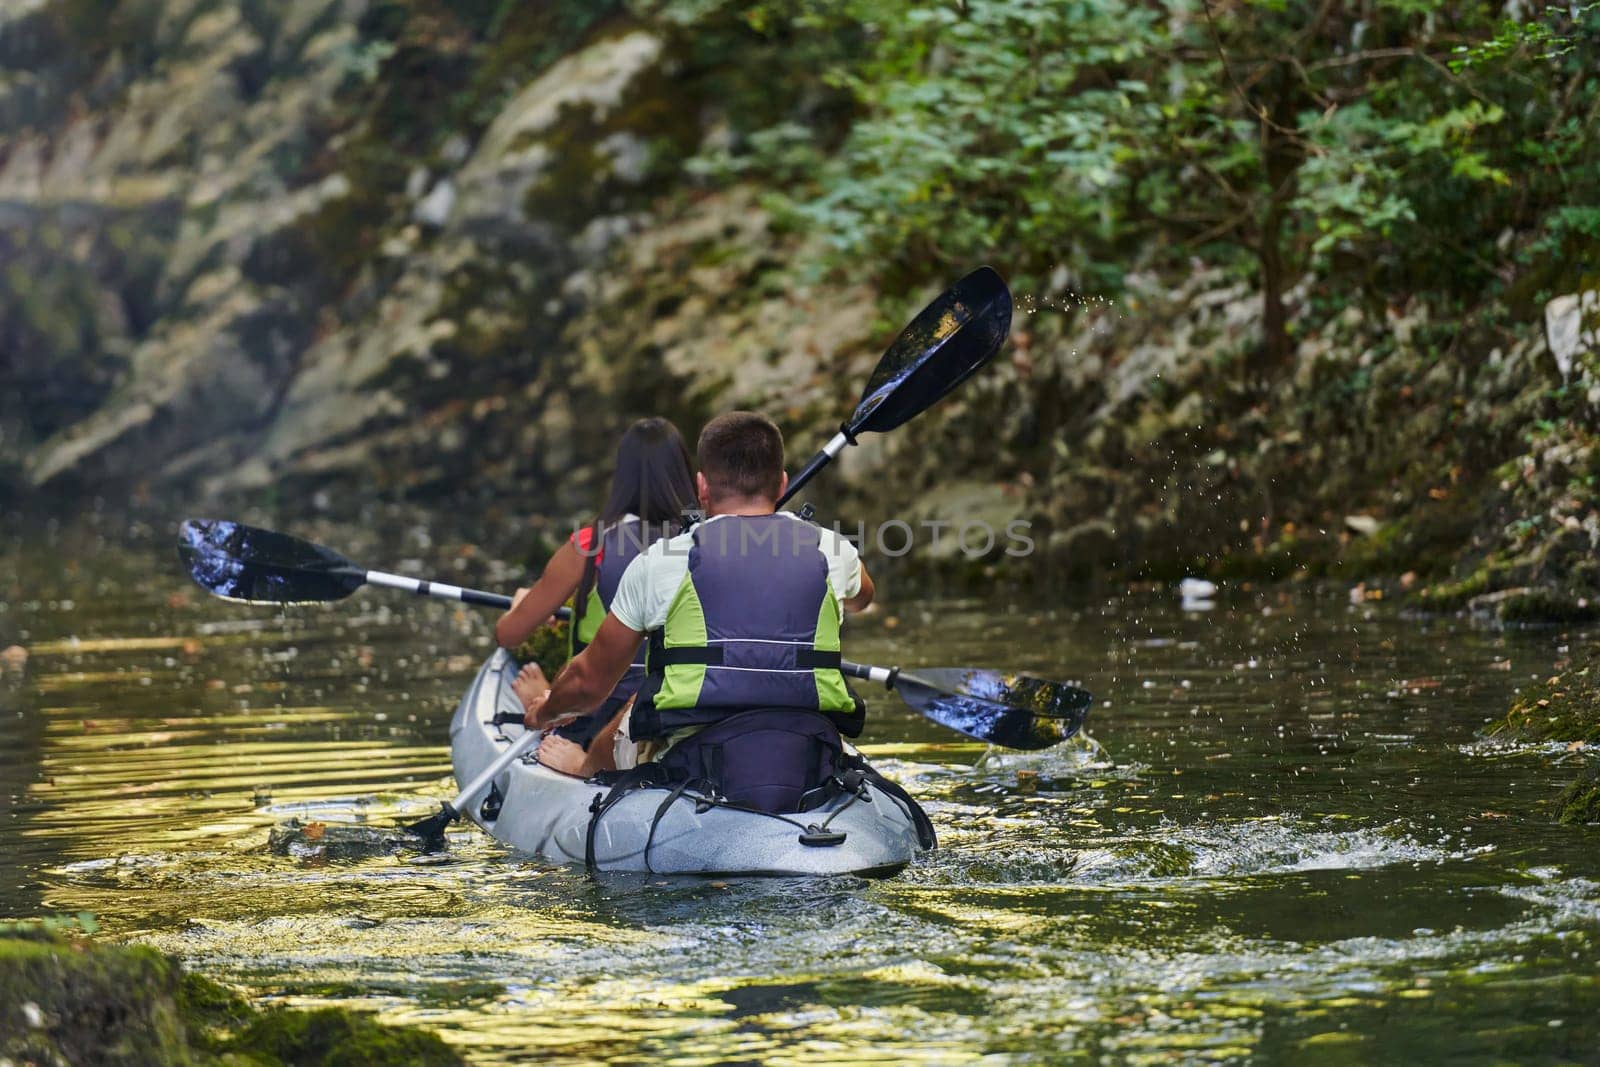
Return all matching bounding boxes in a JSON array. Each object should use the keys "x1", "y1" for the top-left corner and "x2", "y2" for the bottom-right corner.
[
  {"x1": 403, "y1": 801, "x2": 458, "y2": 849},
  {"x1": 897, "y1": 668, "x2": 1091, "y2": 751},
  {"x1": 849, "y1": 265, "x2": 1012, "y2": 436},
  {"x1": 178, "y1": 519, "x2": 366, "y2": 605}
]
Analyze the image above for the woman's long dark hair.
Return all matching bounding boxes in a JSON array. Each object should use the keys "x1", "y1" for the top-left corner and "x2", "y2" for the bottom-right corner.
[
  {"x1": 597, "y1": 417, "x2": 696, "y2": 525},
  {"x1": 573, "y1": 418, "x2": 695, "y2": 625}
]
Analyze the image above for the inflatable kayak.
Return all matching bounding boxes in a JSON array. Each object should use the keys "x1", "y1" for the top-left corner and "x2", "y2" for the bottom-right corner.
[{"x1": 447, "y1": 651, "x2": 931, "y2": 875}]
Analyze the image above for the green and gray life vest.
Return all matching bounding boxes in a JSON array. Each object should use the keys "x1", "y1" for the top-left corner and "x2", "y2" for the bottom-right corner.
[{"x1": 631, "y1": 514, "x2": 864, "y2": 741}]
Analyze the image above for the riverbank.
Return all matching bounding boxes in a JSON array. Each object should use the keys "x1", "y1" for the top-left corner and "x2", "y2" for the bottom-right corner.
[{"x1": 0, "y1": 925, "x2": 462, "y2": 1066}]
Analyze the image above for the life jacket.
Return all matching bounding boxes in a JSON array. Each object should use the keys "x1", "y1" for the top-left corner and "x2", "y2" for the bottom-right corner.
[
  {"x1": 567, "y1": 517, "x2": 669, "y2": 722},
  {"x1": 630, "y1": 514, "x2": 864, "y2": 742}
]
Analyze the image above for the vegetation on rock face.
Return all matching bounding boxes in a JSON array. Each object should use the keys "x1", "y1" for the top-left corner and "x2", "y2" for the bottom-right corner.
[
  {"x1": 1488, "y1": 664, "x2": 1600, "y2": 824},
  {"x1": 2, "y1": 0, "x2": 1597, "y2": 606},
  {"x1": 0, "y1": 926, "x2": 464, "y2": 1065}
]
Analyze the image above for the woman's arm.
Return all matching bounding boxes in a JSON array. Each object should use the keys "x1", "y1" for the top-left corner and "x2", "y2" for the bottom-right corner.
[{"x1": 494, "y1": 540, "x2": 588, "y2": 649}]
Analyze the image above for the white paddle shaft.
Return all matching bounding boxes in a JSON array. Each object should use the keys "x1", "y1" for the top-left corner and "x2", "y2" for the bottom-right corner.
[
  {"x1": 447, "y1": 729, "x2": 539, "y2": 814},
  {"x1": 365, "y1": 570, "x2": 514, "y2": 609}
]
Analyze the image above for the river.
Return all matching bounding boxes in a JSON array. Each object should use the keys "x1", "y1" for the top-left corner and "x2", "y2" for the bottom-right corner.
[{"x1": 2, "y1": 516, "x2": 1597, "y2": 1063}]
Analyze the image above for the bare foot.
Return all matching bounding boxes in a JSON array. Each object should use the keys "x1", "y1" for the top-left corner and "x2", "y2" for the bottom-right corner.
[
  {"x1": 512, "y1": 663, "x2": 550, "y2": 711},
  {"x1": 535, "y1": 732, "x2": 588, "y2": 775}
]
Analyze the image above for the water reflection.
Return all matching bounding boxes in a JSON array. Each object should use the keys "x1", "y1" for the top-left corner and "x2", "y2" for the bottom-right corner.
[{"x1": 2, "y1": 522, "x2": 1599, "y2": 1063}]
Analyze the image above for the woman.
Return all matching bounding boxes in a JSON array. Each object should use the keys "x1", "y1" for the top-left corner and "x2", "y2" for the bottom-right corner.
[{"x1": 496, "y1": 417, "x2": 696, "y2": 775}]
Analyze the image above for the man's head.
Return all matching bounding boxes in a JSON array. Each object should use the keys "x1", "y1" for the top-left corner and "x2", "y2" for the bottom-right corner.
[{"x1": 696, "y1": 411, "x2": 788, "y2": 513}]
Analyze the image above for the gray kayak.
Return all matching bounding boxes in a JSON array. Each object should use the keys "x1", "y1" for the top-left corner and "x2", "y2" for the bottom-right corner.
[{"x1": 448, "y1": 650, "x2": 928, "y2": 875}]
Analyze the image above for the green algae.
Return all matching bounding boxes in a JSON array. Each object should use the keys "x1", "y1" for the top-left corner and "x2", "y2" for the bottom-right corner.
[
  {"x1": 0, "y1": 931, "x2": 463, "y2": 1066},
  {"x1": 231, "y1": 1006, "x2": 461, "y2": 1067}
]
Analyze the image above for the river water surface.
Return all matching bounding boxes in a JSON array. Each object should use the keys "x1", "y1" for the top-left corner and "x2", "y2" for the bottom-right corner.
[{"x1": 3, "y1": 517, "x2": 1598, "y2": 1063}]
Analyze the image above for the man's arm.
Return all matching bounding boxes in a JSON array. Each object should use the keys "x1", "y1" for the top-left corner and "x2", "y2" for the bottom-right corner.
[
  {"x1": 525, "y1": 613, "x2": 644, "y2": 730},
  {"x1": 843, "y1": 561, "x2": 875, "y2": 613}
]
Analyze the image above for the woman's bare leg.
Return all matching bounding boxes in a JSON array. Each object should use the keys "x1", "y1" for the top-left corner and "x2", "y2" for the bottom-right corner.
[{"x1": 582, "y1": 705, "x2": 626, "y2": 775}]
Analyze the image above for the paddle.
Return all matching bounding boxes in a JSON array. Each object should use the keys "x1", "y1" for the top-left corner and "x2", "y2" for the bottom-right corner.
[
  {"x1": 178, "y1": 519, "x2": 513, "y2": 609},
  {"x1": 776, "y1": 265, "x2": 1013, "y2": 508},
  {"x1": 407, "y1": 728, "x2": 538, "y2": 845},
  {"x1": 843, "y1": 664, "x2": 1091, "y2": 751},
  {"x1": 177, "y1": 520, "x2": 1091, "y2": 752}
]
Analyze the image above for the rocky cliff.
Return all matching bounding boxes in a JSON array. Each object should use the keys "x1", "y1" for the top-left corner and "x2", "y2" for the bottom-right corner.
[{"x1": 3, "y1": 0, "x2": 1597, "y2": 604}]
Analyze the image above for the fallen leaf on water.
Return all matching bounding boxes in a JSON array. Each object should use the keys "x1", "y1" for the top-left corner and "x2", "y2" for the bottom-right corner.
[{"x1": 303, "y1": 822, "x2": 326, "y2": 842}]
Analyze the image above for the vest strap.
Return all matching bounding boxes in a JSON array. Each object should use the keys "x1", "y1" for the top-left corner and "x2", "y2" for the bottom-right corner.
[
  {"x1": 651, "y1": 644, "x2": 726, "y2": 667},
  {"x1": 652, "y1": 645, "x2": 838, "y2": 669}
]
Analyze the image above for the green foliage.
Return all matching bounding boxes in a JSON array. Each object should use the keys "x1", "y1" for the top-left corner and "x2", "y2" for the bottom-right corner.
[
  {"x1": 668, "y1": 0, "x2": 1598, "y2": 323},
  {"x1": 515, "y1": 615, "x2": 572, "y2": 679}
]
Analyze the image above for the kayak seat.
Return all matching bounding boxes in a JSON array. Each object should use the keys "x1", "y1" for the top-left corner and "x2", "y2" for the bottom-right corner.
[
  {"x1": 583, "y1": 710, "x2": 936, "y2": 872},
  {"x1": 653, "y1": 708, "x2": 843, "y2": 815}
]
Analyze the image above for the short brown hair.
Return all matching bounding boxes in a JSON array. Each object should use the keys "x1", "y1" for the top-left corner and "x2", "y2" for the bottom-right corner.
[{"x1": 697, "y1": 411, "x2": 785, "y2": 501}]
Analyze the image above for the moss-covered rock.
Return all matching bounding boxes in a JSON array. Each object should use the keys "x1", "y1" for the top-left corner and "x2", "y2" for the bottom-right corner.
[
  {"x1": 1487, "y1": 666, "x2": 1600, "y2": 826},
  {"x1": 0, "y1": 930, "x2": 190, "y2": 1066},
  {"x1": 1557, "y1": 764, "x2": 1600, "y2": 826},
  {"x1": 1472, "y1": 587, "x2": 1600, "y2": 625},
  {"x1": 0, "y1": 930, "x2": 464, "y2": 1066},
  {"x1": 231, "y1": 1006, "x2": 462, "y2": 1067},
  {"x1": 1488, "y1": 669, "x2": 1600, "y2": 745}
]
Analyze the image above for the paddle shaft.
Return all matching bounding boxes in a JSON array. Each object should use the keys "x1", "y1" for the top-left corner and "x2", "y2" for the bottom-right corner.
[
  {"x1": 444, "y1": 729, "x2": 539, "y2": 817},
  {"x1": 777, "y1": 428, "x2": 853, "y2": 508},
  {"x1": 364, "y1": 569, "x2": 513, "y2": 609}
]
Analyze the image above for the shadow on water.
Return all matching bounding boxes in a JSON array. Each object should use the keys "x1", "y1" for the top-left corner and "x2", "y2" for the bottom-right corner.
[{"x1": 3, "y1": 517, "x2": 1600, "y2": 1062}]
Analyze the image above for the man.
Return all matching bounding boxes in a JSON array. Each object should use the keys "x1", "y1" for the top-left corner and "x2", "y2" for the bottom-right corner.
[{"x1": 525, "y1": 411, "x2": 875, "y2": 808}]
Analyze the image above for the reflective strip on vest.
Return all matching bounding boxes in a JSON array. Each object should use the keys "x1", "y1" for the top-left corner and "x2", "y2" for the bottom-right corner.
[{"x1": 648, "y1": 515, "x2": 855, "y2": 716}]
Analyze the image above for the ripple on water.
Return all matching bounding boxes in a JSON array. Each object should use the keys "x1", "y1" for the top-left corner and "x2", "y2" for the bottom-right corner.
[{"x1": 10, "y1": 539, "x2": 1600, "y2": 1063}]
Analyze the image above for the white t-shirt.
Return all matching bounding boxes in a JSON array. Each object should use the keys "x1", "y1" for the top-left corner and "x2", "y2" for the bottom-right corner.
[{"x1": 609, "y1": 512, "x2": 862, "y2": 633}]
